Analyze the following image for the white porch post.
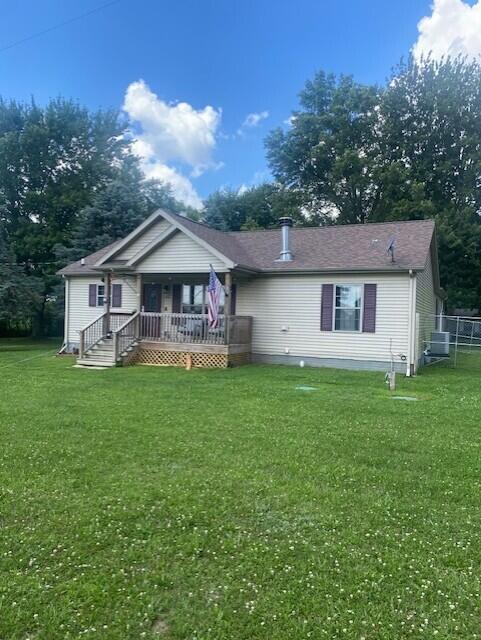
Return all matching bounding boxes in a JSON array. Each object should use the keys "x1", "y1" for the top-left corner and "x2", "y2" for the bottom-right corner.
[
  {"x1": 224, "y1": 271, "x2": 232, "y2": 346},
  {"x1": 224, "y1": 271, "x2": 232, "y2": 316},
  {"x1": 136, "y1": 274, "x2": 142, "y2": 311},
  {"x1": 104, "y1": 271, "x2": 111, "y2": 335}
]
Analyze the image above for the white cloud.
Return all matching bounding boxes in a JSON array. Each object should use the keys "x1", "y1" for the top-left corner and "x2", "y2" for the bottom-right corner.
[
  {"x1": 124, "y1": 80, "x2": 221, "y2": 173},
  {"x1": 142, "y1": 162, "x2": 203, "y2": 210},
  {"x1": 283, "y1": 115, "x2": 297, "y2": 127},
  {"x1": 234, "y1": 169, "x2": 271, "y2": 196},
  {"x1": 237, "y1": 184, "x2": 249, "y2": 195},
  {"x1": 236, "y1": 110, "x2": 269, "y2": 136},
  {"x1": 413, "y1": 0, "x2": 481, "y2": 61},
  {"x1": 242, "y1": 110, "x2": 269, "y2": 128},
  {"x1": 123, "y1": 80, "x2": 224, "y2": 209}
]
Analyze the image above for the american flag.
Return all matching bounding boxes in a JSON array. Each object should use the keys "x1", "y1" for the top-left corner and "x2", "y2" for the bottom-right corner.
[{"x1": 207, "y1": 265, "x2": 223, "y2": 328}]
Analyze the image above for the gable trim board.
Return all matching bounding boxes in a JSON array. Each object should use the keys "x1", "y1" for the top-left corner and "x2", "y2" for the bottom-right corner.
[
  {"x1": 95, "y1": 209, "x2": 236, "y2": 271},
  {"x1": 94, "y1": 211, "x2": 165, "y2": 266}
]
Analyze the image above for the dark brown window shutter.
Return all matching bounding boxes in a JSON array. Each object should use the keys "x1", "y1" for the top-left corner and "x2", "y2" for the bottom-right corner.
[
  {"x1": 320, "y1": 284, "x2": 334, "y2": 331},
  {"x1": 362, "y1": 284, "x2": 377, "y2": 333},
  {"x1": 88, "y1": 284, "x2": 97, "y2": 307},
  {"x1": 172, "y1": 284, "x2": 182, "y2": 313},
  {"x1": 230, "y1": 284, "x2": 237, "y2": 315},
  {"x1": 112, "y1": 284, "x2": 122, "y2": 308}
]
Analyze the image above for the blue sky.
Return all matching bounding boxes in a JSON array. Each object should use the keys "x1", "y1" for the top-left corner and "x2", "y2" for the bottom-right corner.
[{"x1": 1, "y1": 0, "x2": 479, "y2": 208}]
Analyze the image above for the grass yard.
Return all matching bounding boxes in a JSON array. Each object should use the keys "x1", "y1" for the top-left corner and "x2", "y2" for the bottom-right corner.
[{"x1": 1, "y1": 340, "x2": 481, "y2": 640}]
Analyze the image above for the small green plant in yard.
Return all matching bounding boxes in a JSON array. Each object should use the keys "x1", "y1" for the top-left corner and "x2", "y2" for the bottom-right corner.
[{"x1": 1, "y1": 340, "x2": 481, "y2": 639}]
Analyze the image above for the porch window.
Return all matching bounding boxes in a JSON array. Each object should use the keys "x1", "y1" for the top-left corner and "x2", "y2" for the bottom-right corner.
[
  {"x1": 181, "y1": 284, "x2": 224, "y2": 314},
  {"x1": 334, "y1": 285, "x2": 362, "y2": 331}
]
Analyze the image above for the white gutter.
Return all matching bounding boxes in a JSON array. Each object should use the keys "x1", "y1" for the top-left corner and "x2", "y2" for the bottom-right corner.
[
  {"x1": 406, "y1": 269, "x2": 417, "y2": 376},
  {"x1": 64, "y1": 276, "x2": 70, "y2": 350}
]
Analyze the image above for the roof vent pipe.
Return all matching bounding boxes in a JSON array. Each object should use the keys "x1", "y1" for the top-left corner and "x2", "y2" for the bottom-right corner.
[{"x1": 277, "y1": 217, "x2": 293, "y2": 261}]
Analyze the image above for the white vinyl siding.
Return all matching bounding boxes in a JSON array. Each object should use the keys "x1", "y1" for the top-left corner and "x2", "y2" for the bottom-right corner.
[
  {"x1": 65, "y1": 276, "x2": 138, "y2": 345},
  {"x1": 114, "y1": 219, "x2": 172, "y2": 261},
  {"x1": 135, "y1": 231, "x2": 227, "y2": 273},
  {"x1": 415, "y1": 252, "x2": 437, "y2": 359},
  {"x1": 236, "y1": 273, "x2": 410, "y2": 364}
]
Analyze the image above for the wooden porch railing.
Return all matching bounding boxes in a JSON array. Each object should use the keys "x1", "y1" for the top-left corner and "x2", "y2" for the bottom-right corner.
[
  {"x1": 79, "y1": 312, "x2": 106, "y2": 358},
  {"x1": 225, "y1": 315, "x2": 253, "y2": 345},
  {"x1": 139, "y1": 312, "x2": 252, "y2": 346},
  {"x1": 110, "y1": 313, "x2": 136, "y2": 332},
  {"x1": 79, "y1": 312, "x2": 135, "y2": 358},
  {"x1": 80, "y1": 312, "x2": 252, "y2": 358},
  {"x1": 113, "y1": 312, "x2": 140, "y2": 361}
]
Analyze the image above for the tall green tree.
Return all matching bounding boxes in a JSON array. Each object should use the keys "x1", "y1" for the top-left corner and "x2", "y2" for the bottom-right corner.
[
  {"x1": 266, "y1": 73, "x2": 382, "y2": 224},
  {"x1": 266, "y1": 59, "x2": 481, "y2": 309},
  {"x1": 0, "y1": 221, "x2": 40, "y2": 327},
  {"x1": 378, "y1": 57, "x2": 481, "y2": 309},
  {"x1": 0, "y1": 97, "x2": 129, "y2": 334},
  {"x1": 53, "y1": 160, "x2": 195, "y2": 323},
  {"x1": 56, "y1": 159, "x2": 185, "y2": 264},
  {"x1": 202, "y1": 183, "x2": 308, "y2": 231}
]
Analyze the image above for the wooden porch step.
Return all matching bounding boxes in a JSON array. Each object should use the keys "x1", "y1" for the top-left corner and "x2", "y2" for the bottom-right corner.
[
  {"x1": 76, "y1": 358, "x2": 117, "y2": 368},
  {"x1": 83, "y1": 354, "x2": 116, "y2": 362},
  {"x1": 90, "y1": 348, "x2": 115, "y2": 356}
]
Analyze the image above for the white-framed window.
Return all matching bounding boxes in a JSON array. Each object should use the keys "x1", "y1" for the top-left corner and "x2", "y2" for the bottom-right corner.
[
  {"x1": 181, "y1": 284, "x2": 225, "y2": 315},
  {"x1": 97, "y1": 284, "x2": 105, "y2": 307},
  {"x1": 334, "y1": 284, "x2": 362, "y2": 331}
]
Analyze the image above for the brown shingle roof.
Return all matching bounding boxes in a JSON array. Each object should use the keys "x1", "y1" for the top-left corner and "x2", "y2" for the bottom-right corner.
[
  {"x1": 58, "y1": 214, "x2": 435, "y2": 276},
  {"x1": 229, "y1": 219, "x2": 435, "y2": 271},
  {"x1": 170, "y1": 212, "x2": 435, "y2": 272},
  {"x1": 57, "y1": 241, "x2": 121, "y2": 276}
]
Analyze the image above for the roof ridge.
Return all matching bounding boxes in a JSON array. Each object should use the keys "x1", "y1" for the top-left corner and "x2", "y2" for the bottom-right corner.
[
  {"x1": 228, "y1": 218, "x2": 435, "y2": 234},
  {"x1": 169, "y1": 210, "x2": 227, "y2": 234},
  {"x1": 169, "y1": 210, "x2": 434, "y2": 236}
]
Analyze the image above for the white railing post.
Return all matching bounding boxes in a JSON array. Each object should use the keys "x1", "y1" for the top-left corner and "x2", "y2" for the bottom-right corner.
[{"x1": 113, "y1": 331, "x2": 119, "y2": 362}]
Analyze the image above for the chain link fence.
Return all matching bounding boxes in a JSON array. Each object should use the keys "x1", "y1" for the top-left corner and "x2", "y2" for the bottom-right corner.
[{"x1": 422, "y1": 314, "x2": 481, "y2": 368}]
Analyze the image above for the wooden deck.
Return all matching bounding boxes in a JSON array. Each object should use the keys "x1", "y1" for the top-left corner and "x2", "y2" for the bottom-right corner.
[
  {"x1": 78, "y1": 312, "x2": 252, "y2": 368},
  {"x1": 131, "y1": 314, "x2": 252, "y2": 368}
]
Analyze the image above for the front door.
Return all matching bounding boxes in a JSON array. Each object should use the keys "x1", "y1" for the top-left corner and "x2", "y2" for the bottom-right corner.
[
  {"x1": 142, "y1": 284, "x2": 163, "y2": 338},
  {"x1": 143, "y1": 283, "x2": 162, "y2": 312}
]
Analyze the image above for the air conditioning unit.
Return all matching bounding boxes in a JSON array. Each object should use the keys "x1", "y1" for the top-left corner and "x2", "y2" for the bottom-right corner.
[{"x1": 430, "y1": 331, "x2": 450, "y2": 357}]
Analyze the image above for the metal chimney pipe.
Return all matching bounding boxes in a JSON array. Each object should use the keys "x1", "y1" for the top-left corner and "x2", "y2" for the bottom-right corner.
[{"x1": 277, "y1": 217, "x2": 293, "y2": 261}]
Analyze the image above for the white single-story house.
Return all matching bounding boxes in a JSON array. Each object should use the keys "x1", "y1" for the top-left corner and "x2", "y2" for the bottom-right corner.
[{"x1": 58, "y1": 209, "x2": 444, "y2": 374}]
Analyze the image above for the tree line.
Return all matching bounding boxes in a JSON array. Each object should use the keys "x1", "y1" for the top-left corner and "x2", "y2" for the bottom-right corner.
[
  {"x1": 0, "y1": 98, "x2": 194, "y2": 336},
  {"x1": 1, "y1": 56, "x2": 480, "y2": 337},
  {"x1": 203, "y1": 57, "x2": 481, "y2": 311}
]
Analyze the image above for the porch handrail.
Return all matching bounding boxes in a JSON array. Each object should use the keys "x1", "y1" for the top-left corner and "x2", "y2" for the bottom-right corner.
[
  {"x1": 79, "y1": 312, "x2": 107, "y2": 358},
  {"x1": 112, "y1": 311, "x2": 140, "y2": 361},
  {"x1": 138, "y1": 312, "x2": 252, "y2": 346}
]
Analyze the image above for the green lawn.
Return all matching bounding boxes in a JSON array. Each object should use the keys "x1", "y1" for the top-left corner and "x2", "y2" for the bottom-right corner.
[{"x1": 1, "y1": 340, "x2": 481, "y2": 640}]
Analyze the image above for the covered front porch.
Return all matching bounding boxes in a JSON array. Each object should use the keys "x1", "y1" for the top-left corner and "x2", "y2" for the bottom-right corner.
[{"x1": 78, "y1": 272, "x2": 253, "y2": 368}]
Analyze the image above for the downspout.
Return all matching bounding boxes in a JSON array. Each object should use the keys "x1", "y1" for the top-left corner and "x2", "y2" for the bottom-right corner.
[
  {"x1": 63, "y1": 276, "x2": 69, "y2": 352},
  {"x1": 406, "y1": 270, "x2": 417, "y2": 377}
]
